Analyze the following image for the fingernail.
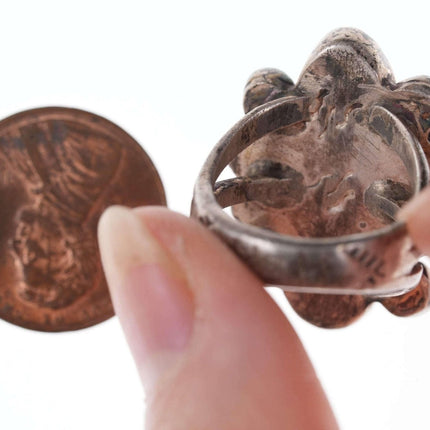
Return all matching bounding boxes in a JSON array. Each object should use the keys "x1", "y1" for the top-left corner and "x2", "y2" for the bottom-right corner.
[
  {"x1": 397, "y1": 187, "x2": 430, "y2": 255},
  {"x1": 97, "y1": 206, "x2": 194, "y2": 389}
]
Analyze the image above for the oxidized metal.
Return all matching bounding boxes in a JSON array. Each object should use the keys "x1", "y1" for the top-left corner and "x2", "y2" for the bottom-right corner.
[
  {"x1": 192, "y1": 28, "x2": 430, "y2": 327},
  {"x1": 0, "y1": 107, "x2": 166, "y2": 331}
]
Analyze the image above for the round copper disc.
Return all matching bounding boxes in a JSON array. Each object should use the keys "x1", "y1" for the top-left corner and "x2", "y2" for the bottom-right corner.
[{"x1": 0, "y1": 107, "x2": 166, "y2": 331}]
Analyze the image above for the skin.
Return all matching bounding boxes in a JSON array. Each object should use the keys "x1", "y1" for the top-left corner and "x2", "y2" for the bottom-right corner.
[{"x1": 96, "y1": 192, "x2": 429, "y2": 429}]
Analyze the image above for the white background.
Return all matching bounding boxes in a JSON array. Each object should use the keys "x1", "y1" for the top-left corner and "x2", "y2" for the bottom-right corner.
[{"x1": 1, "y1": 1, "x2": 429, "y2": 429}]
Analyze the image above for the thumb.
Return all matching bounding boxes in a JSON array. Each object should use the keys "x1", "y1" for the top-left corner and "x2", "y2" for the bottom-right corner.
[{"x1": 98, "y1": 206, "x2": 338, "y2": 430}]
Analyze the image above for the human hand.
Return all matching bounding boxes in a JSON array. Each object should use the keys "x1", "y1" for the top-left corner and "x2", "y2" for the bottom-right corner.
[{"x1": 97, "y1": 206, "x2": 338, "y2": 429}]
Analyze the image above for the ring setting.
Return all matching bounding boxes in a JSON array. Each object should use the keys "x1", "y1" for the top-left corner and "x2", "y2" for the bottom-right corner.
[{"x1": 192, "y1": 28, "x2": 430, "y2": 327}]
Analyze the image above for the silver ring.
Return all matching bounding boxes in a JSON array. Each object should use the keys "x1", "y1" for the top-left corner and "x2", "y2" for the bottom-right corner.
[{"x1": 192, "y1": 28, "x2": 430, "y2": 299}]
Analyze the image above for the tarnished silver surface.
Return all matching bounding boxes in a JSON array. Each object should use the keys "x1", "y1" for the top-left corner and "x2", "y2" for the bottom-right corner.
[{"x1": 192, "y1": 28, "x2": 430, "y2": 301}]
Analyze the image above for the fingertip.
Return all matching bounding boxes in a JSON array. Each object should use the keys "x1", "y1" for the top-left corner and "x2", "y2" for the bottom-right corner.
[
  {"x1": 398, "y1": 187, "x2": 430, "y2": 255},
  {"x1": 98, "y1": 205, "x2": 194, "y2": 390}
]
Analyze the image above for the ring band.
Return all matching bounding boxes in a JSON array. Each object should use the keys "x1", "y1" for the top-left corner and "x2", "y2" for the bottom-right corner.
[{"x1": 192, "y1": 96, "x2": 428, "y2": 297}]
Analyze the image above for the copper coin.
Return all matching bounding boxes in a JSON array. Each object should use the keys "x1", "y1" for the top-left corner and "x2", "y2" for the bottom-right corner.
[{"x1": 0, "y1": 107, "x2": 166, "y2": 331}]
